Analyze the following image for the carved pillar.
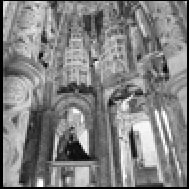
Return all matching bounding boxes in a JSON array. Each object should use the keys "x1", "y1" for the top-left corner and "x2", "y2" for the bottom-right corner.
[
  {"x1": 114, "y1": 108, "x2": 135, "y2": 187},
  {"x1": 35, "y1": 110, "x2": 57, "y2": 186},
  {"x1": 146, "y1": 92, "x2": 187, "y2": 186},
  {"x1": 3, "y1": 1, "x2": 19, "y2": 42},
  {"x1": 133, "y1": 5, "x2": 157, "y2": 53},
  {"x1": 121, "y1": 124, "x2": 135, "y2": 187},
  {"x1": 3, "y1": 19, "x2": 45, "y2": 186},
  {"x1": 95, "y1": 85, "x2": 112, "y2": 187},
  {"x1": 167, "y1": 1, "x2": 187, "y2": 41},
  {"x1": 165, "y1": 69, "x2": 187, "y2": 124},
  {"x1": 162, "y1": 95, "x2": 187, "y2": 185},
  {"x1": 3, "y1": 76, "x2": 33, "y2": 187},
  {"x1": 3, "y1": 3, "x2": 47, "y2": 185},
  {"x1": 144, "y1": 1, "x2": 186, "y2": 58},
  {"x1": 109, "y1": 106, "x2": 123, "y2": 187},
  {"x1": 161, "y1": 52, "x2": 187, "y2": 185},
  {"x1": 154, "y1": 94, "x2": 186, "y2": 186},
  {"x1": 105, "y1": 105, "x2": 117, "y2": 187},
  {"x1": 10, "y1": 1, "x2": 48, "y2": 60},
  {"x1": 146, "y1": 95, "x2": 176, "y2": 186}
]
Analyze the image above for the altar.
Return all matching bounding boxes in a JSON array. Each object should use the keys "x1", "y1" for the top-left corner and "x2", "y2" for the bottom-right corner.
[{"x1": 46, "y1": 161, "x2": 99, "y2": 187}]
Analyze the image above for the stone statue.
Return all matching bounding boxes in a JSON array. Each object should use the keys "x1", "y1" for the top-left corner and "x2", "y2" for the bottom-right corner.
[{"x1": 56, "y1": 127, "x2": 91, "y2": 161}]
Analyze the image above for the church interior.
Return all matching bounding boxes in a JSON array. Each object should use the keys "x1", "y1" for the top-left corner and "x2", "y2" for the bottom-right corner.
[{"x1": 3, "y1": 1, "x2": 187, "y2": 187}]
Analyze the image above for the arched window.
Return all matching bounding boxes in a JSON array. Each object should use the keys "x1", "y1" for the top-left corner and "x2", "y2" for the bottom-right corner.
[{"x1": 113, "y1": 98, "x2": 160, "y2": 186}]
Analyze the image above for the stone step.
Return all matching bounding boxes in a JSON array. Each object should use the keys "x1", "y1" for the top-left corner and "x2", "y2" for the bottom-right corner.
[{"x1": 135, "y1": 183, "x2": 164, "y2": 187}]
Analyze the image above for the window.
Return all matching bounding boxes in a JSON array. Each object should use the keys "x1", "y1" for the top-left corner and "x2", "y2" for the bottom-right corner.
[
  {"x1": 79, "y1": 70, "x2": 87, "y2": 84},
  {"x1": 107, "y1": 32, "x2": 111, "y2": 38},
  {"x1": 67, "y1": 70, "x2": 71, "y2": 82},
  {"x1": 113, "y1": 55, "x2": 117, "y2": 60},
  {"x1": 111, "y1": 48, "x2": 115, "y2": 53},
  {"x1": 117, "y1": 38, "x2": 122, "y2": 44},
  {"x1": 106, "y1": 61, "x2": 111, "y2": 67},
  {"x1": 36, "y1": 177, "x2": 44, "y2": 187},
  {"x1": 118, "y1": 46, "x2": 122, "y2": 52},
  {"x1": 137, "y1": 54, "x2": 142, "y2": 61},
  {"x1": 67, "y1": 59, "x2": 71, "y2": 63},
  {"x1": 119, "y1": 54, "x2": 124, "y2": 60},
  {"x1": 119, "y1": 29, "x2": 124, "y2": 34}
]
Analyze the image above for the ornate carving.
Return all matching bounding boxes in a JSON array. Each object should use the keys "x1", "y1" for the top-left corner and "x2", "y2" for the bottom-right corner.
[
  {"x1": 3, "y1": 1, "x2": 18, "y2": 42},
  {"x1": 56, "y1": 115, "x2": 85, "y2": 138},
  {"x1": 11, "y1": 1, "x2": 47, "y2": 59},
  {"x1": 147, "y1": 1, "x2": 186, "y2": 58},
  {"x1": 3, "y1": 76, "x2": 29, "y2": 105},
  {"x1": 58, "y1": 2, "x2": 106, "y2": 15},
  {"x1": 3, "y1": 72, "x2": 33, "y2": 187},
  {"x1": 57, "y1": 82, "x2": 96, "y2": 96},
  {"x1": 3, "y1": 109, "x2": 30, "y2": 187}
]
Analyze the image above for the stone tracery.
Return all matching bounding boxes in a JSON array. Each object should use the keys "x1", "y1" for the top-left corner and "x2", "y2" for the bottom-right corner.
[{"x1": 3, "y1": 1, "x2": 187, "y2": 187}]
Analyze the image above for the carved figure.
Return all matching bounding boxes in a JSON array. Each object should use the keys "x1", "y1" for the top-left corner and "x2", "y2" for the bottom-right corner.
[{"x1": 56, "y1": 127, "x2": 91, "y2": 161}]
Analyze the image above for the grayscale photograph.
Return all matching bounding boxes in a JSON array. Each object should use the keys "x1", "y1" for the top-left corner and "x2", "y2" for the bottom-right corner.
[{"x1": 3, "y1": 1, "x2": 187, "y2": 187}]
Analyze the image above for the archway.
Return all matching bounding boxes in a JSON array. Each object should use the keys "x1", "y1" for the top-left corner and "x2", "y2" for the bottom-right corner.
[
  {"x1": 53, "y1": 93, "x2": 94, "y2": 156},
  {"x1": 107, "y1": 83, "x2": 163, "y2": 187},
  {"x1": 48, "y1": 93, "x2": 96, "y2": 187},
  {"x1": 106, "y1": 78, "x2": 186, "y2": 187},
  {"x1": 53, "y1": 107, "x2": 89, "y2": 161}
]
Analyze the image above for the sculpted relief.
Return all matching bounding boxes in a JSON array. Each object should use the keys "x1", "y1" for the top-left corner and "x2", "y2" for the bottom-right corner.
[
  {"x1": 3, "y1": 76, "x2": 32, "y2": 186},
  {"x1": 148, "y1": 1, "x2": 186, "y2": 58}
]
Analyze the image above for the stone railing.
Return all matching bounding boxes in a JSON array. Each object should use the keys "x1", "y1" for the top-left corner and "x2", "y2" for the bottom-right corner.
[
  {"x1": 45, "y1": 161, "x2": 99, "y2": 187},
  {"x1": 134, "y1": 166, "x2": 159, "y2": 185}
]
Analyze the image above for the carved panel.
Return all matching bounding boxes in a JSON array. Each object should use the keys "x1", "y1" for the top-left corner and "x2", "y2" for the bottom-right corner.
[
  {"x1": 3, "y1": 77, "x2": 28, "y2": 105},
  {"x1": 53, "y1": 93, "x2": 94, "y2": 132},
  {"x1": 3, "y1": 109, "x2": 30, "y2": 187},
  {"x1": 147, "y1": 1, "x2": 186, "y2": 58},
  {"x1": 11, "y1": 1, "x2": 47, "y2": 59},
  {"x1": 3, "y1": 1, "x2": 18, "y2": 42}
]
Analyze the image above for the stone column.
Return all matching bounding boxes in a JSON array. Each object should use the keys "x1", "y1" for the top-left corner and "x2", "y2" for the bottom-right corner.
[
  {"x1": 146, "y1": 95, "x2": 176, "y2": 186},
  {"x1": 162, "y1": 95, "x2": 187, "y2": 185},
  {"x1": 3, "y1": 1, "x2": 19, "y2": 42},
  {"x1": 35, "y1": 110, "x2": 57, "y2": 186},
  {"x1": 121, "y1": 124, "x2": 135, "y2": 187},
  {"x1": 10, "y1": 1, "x2": 48, "y2": 60},
  {"x1": 165, "y1": 69, "x2": 187, "y2": 124},
  {"x1": 105, "y1": 105, "x2": 117, "y2": 187},
  {"x1": 143, "y1": 1, "x2": 187, "y2": 58},
  {"x1": 114, "y1": 108, "x2": 136, "y2": 187},
  {"x1": 168, "y1": 1, "x2": 187, "y2": 41},
  {"x1": 3, "y1": 49, "x2": 45, "y2": 187},
  {"x1": 3, "y1": 1, "x2": 10, "y2": 17},
  {"x1": 3, "y1": 2, "x2": 46, "y2": 184},
  {"x1": 154, "y1": 94, "x2": 186, "y2": 186},
  {"x1": 133, "y1": 5, "x2": 157, "y2": 53},
  {"x1": 3, "y1": 75, "x2": 33, "y2": 187},
  {"x1": 109, "y1": 106, "x2": 123, "y2": 187},
  {"x1": 95, "y1": 85, "x2": 112, "y2": 187}
]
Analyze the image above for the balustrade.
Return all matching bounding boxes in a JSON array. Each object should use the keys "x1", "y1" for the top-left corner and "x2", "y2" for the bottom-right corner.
[{"x1": 46, "y1": 161, "x2": 99, "y2": 187}]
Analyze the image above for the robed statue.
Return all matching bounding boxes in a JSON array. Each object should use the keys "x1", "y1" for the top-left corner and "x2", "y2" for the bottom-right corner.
[{"x1": 56, "y1": 127, "x2": 91, "y2": 161}]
